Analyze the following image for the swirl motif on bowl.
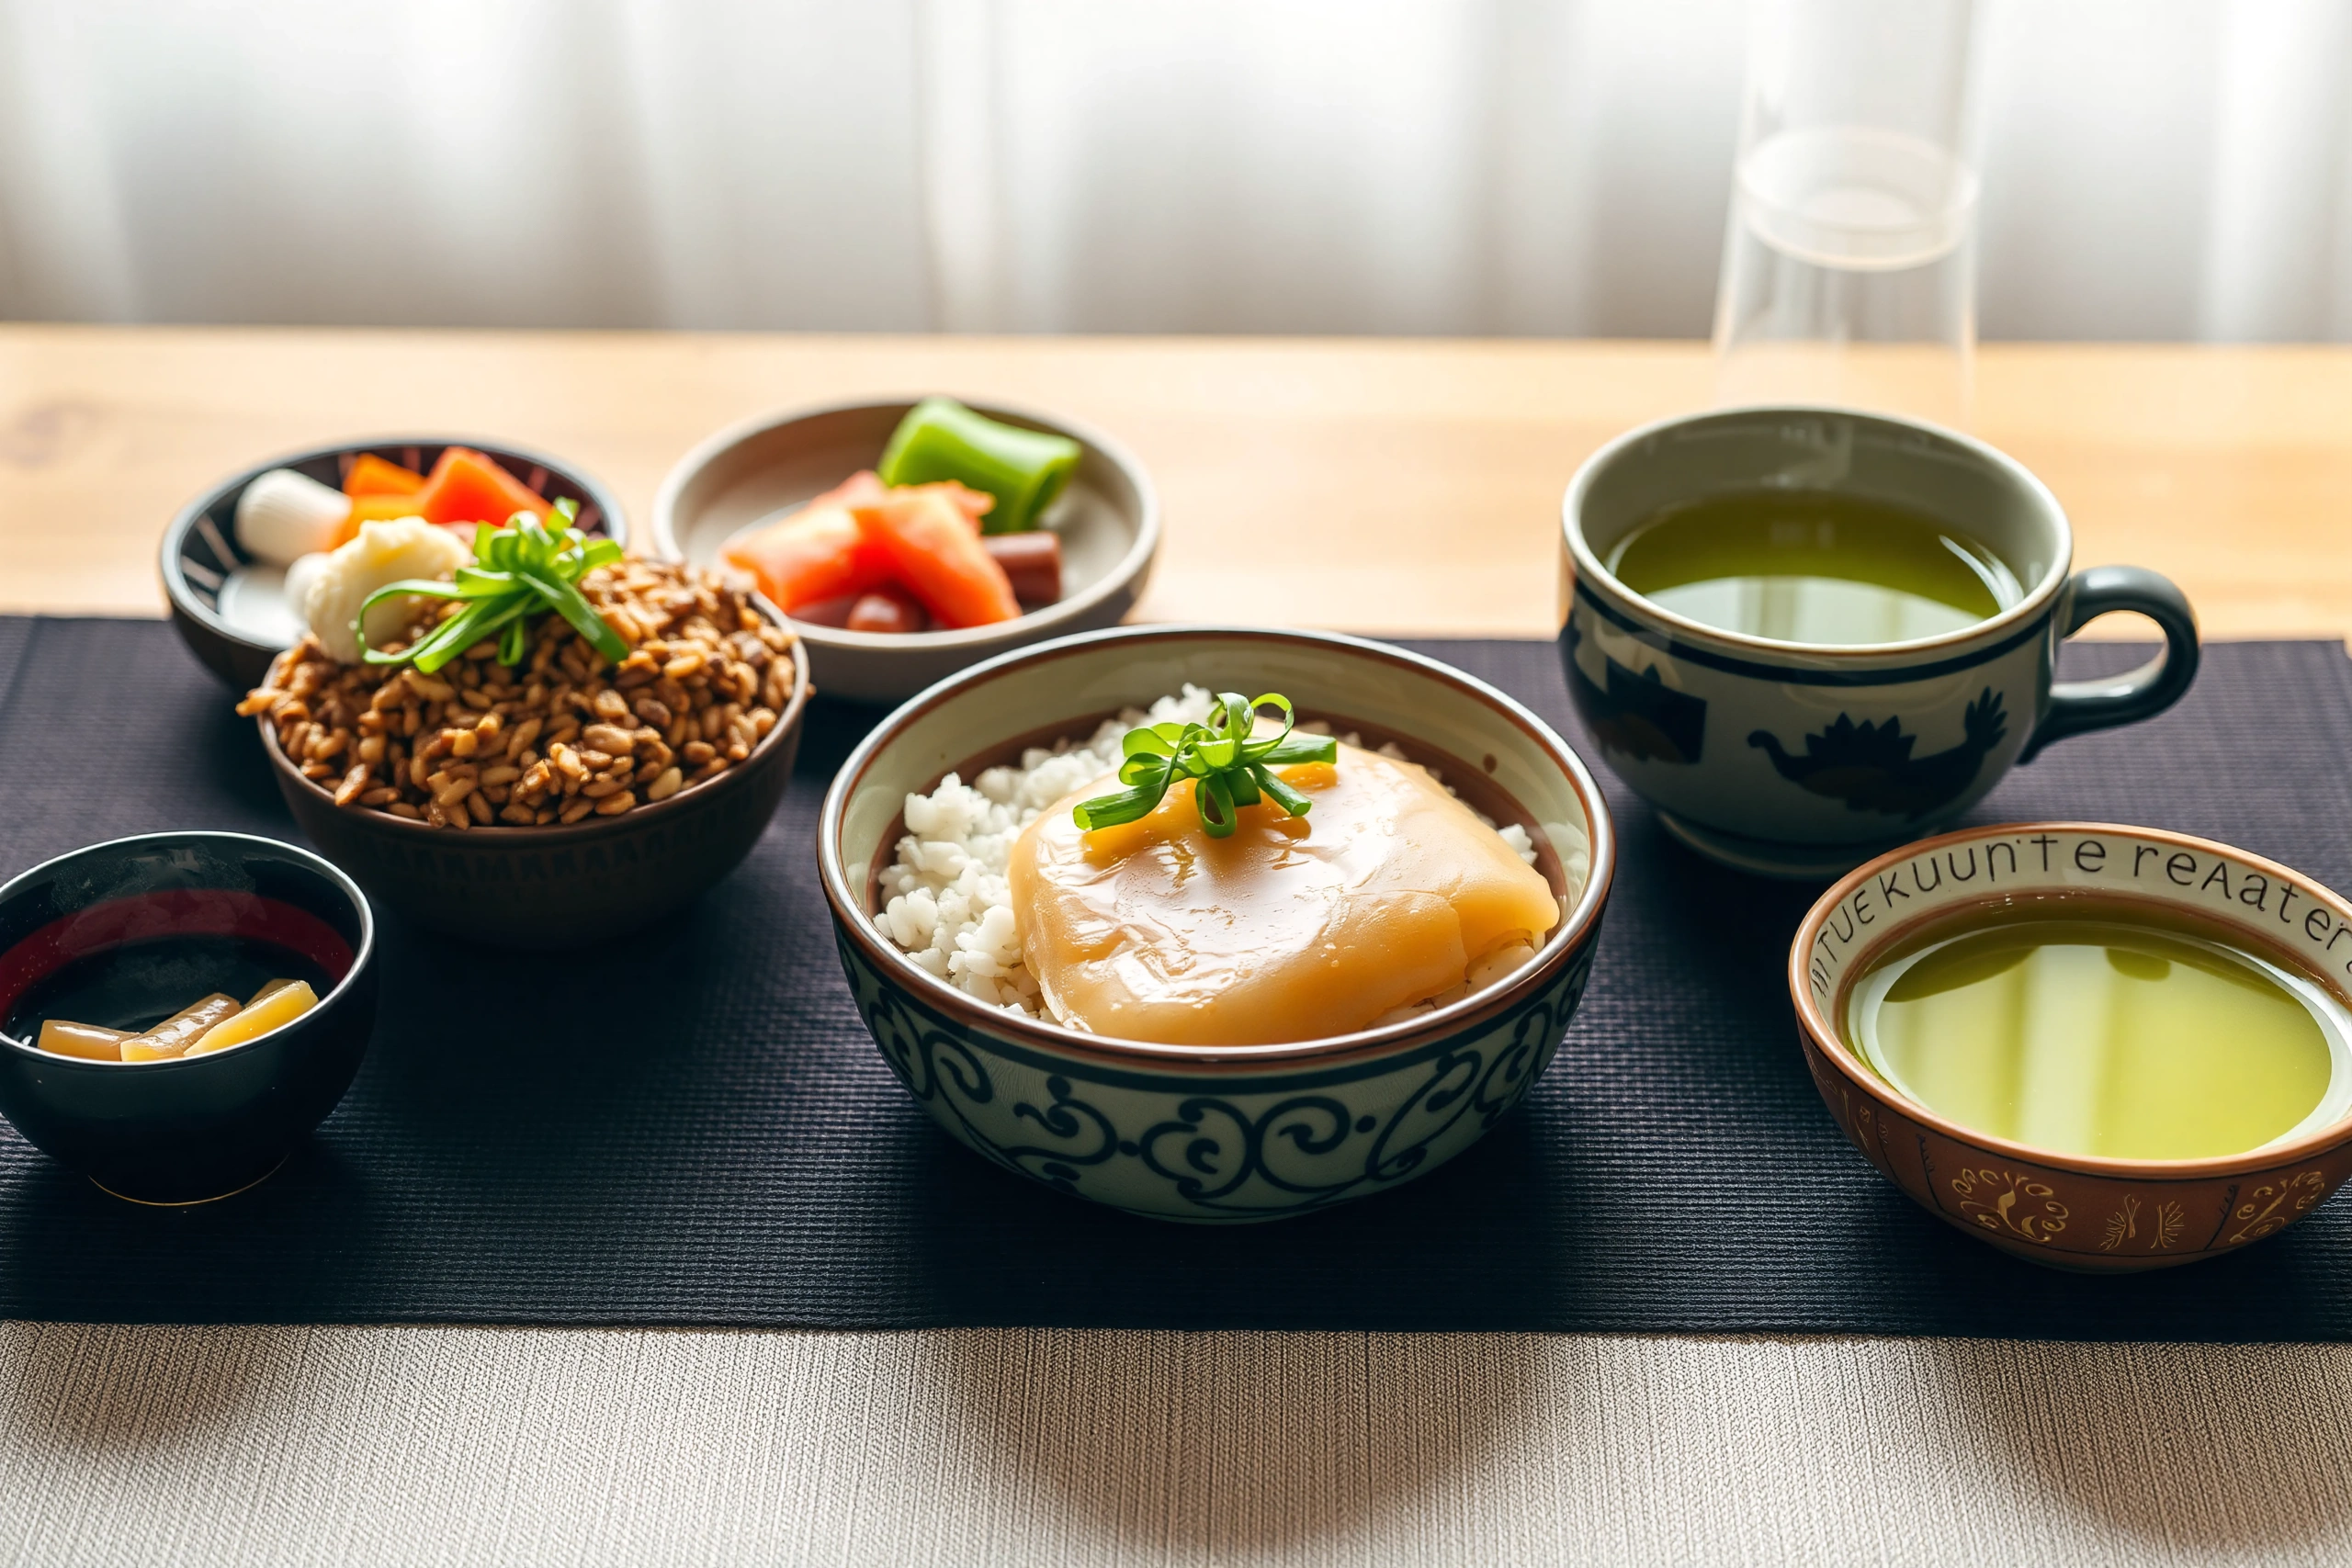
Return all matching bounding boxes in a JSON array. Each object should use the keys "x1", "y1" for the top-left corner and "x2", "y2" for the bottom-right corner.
[{"x1": 834, "y1": 922, "x2": 1600, "y2": 1221}]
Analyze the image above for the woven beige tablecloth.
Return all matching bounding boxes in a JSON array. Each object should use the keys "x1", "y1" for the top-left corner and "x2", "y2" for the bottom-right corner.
[{"x1": 4, "y1": 1325, "x2": 2349, "y2": 1566}]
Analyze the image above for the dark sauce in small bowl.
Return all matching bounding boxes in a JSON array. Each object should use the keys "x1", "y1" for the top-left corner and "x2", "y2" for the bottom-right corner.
[
  {"x1": 5, "y1": 935, "x2": 339, "y2": 1043},
  {"x1": 0, "y1": 889, "x2": 356, "y2": 1055},
  {"x1": 0, "y1": 833, "x2": 377, "y2": 1202}
]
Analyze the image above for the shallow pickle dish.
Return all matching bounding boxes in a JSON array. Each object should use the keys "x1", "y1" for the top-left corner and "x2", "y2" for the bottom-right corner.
[
  {"x1": 819, "y1": 625, "x2": 1616, "y2": 1224},
  {"x1": 0, "y1": 831, "x2": 378, "y2": 1204},
  {"x1": 652, "y1": 397, "x2": 1159, "y2": 704},
  {"x1": 1792, "y1": 821, "x2": 2352, "y2": 1272}
]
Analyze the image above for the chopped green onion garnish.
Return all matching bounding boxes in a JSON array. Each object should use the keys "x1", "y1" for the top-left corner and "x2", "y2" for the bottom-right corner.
[
  {"x1": 1072, "y1": 692, "x2": 1337, "y2": 840},
  {"x1": 356, "y1": 499, "x2": 626, "y2": 673}
]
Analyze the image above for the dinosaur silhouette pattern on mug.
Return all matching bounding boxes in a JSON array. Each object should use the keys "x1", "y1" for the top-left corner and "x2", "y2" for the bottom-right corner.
[
  {"x1": 1747, "y1": 688, "x2": 2007, "y2": 818},
  {"x1": 1563, "y1": 618, "x2": 1708, "y2": 765}
]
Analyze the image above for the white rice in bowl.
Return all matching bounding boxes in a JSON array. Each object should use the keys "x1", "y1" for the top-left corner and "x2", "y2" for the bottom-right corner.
[{"x1": 871, "y1": 685, "x2": 1578, "y2": 1027}]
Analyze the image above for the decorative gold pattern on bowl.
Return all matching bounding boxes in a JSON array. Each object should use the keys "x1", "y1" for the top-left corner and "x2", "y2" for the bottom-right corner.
[{"x1": 1951, "y1": 1168, "x2": 2068, "y2": 1245}]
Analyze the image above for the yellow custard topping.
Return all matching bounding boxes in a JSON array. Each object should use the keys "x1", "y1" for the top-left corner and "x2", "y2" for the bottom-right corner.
[{"x1": 1008, "y1": 742, "x2": 1558, "y2": 1045}]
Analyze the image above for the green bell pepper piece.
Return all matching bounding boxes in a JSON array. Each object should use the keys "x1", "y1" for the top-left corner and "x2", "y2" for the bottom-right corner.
[{"x1": 876, "y1": 397, "x2": 1081, "y2": 535}]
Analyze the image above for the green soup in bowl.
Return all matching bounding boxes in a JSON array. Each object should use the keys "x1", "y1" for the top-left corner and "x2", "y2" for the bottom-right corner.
[{"x1": 1792, "y1": 822, "x2": 2352, "y2": 1270}]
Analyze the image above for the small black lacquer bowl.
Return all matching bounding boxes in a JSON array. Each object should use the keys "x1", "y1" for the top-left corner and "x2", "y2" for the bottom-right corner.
[
  {"x1": 162, "y1": 437, "x2": 629, "y2": 690},
  {"x1": 0, "y1": 832, "x2": 378, "y2": 1203}
]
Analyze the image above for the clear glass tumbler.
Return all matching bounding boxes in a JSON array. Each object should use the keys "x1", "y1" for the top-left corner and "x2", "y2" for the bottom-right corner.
[{"x1": 1712, "y1": 0, "x2": 1981, "y2": 427}]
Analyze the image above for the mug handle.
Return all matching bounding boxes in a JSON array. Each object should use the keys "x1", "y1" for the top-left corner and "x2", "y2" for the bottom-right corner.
[{"x1": 2017, "y1": 565, "x2": 2200, "y2": 763}]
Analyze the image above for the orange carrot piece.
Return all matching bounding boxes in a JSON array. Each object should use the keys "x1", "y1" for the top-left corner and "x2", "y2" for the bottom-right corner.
[
  {"x1": 412, "y1": 447, "x2": 553, "y2": 528},
  {"x1": 810, "y1": 470, "x2": 891, "y2": 513},
  {"x1": 344, "y1": 453, "x2": 425, "y2": 498},
  {"x1": 900, "y1": 480, "x2": 994, "y2": 533},
  {"x1": 851, "y1": 489, "x2": 1021, "y2": 628},
  {"x1": 332, "y1": 491, "x2": 436, "y2": 546},
  {"x1": 727, "y1": 511, "x2": 889, "y2": 611},
  {"x1": 721, "y1": 472, "x2": 895, "y2": 611}
]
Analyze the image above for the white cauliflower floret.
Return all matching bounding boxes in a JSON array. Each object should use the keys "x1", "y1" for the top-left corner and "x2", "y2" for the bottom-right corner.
[{"x1": 300, "y1": 517, "x2": 471, "y2": 662}]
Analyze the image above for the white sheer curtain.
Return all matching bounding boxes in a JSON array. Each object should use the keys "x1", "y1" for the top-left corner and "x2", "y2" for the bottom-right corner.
[{"x1": 1, "y1": 0, "x2": 2346, "y2": 339}]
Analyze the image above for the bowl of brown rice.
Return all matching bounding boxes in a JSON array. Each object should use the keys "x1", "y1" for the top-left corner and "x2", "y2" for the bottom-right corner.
[{"x1": 243, "y1": 554, "x2": 809, "y2": 948}]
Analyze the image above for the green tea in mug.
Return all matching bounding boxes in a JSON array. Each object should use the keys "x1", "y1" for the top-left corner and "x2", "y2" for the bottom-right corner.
[
  {"x1": 1608, "y1": 489, "x2": 2024, "y2": 645},
  {"x1": 1846, "y1": 905, "x2": 2351, "y2": 1161}
]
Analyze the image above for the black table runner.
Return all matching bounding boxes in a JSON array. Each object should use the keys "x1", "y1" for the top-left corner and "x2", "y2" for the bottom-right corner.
[{"x1": 3, "y1": 615, "x2": 2351, "y2": 1338}]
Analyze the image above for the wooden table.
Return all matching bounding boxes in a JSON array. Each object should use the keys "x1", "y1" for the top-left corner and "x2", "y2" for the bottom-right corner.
[
  {"x1": 6, "y1": 327, "x2": 2352, "y2": 1566},
  {"x1": 5, "y1": 327, "x2": 2350, "y2": 641}
]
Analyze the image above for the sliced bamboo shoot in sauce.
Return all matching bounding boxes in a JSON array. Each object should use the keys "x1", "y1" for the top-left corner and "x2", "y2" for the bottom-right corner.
[
  {"x1": 118, "y1": 993, "x2": 243, "y2": 1062},
  {"x1": 37, "y1": 1020, "x2": 127, "y2": 1062},
  {"x1": 186, "y1": 980, "x2": 319, "y2": 1056}
]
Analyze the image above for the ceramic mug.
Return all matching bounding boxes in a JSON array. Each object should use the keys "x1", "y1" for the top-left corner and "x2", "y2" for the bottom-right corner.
[{"x1": 1559, "y1": 407, "x2": 2199, "y2": 877}]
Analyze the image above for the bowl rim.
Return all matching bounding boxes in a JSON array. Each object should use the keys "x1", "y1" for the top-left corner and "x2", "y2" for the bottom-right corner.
[
  {"x1": 1789, "y1": 818, "x2": 2352, "y2": 1179},
  {"x1": 0, "y1": 829, "x2": 378, "y2": 1068},
  {"x1": 161, "y1": 434, "x2": 634, "y2": 657},
  {"x1": 1561, "y1": 402, "x2": 2075, "y2": 663},
  {"x1": 818, "y1": 622, "x2": 1618, "y2": 1069},
  {"x1": 647, "y1": 393, "x2": 1163, "y2": 654},
  {"x1": 254, "y1": 604, "x2": 812, "y2": 844}
]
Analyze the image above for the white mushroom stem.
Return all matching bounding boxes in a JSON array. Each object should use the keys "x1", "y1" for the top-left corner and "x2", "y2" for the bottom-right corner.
[{"x1": 234, "y1": 468, "x2": 352, "y2": 566}]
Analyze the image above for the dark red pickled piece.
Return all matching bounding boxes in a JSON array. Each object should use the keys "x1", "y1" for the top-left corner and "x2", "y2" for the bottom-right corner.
[
  {"x1": 845, "y1": 586, "x2": 930, "y2": 635},
  {"x1": 981, "y1": 532, "x2": 1062, "y2": 605}
]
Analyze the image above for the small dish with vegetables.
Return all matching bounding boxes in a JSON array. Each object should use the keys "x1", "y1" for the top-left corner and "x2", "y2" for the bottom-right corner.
[
  {"x1": 162, "y1": 437, "x2": 628, "y2": 688},
  {"x1": 653, "y1": 397, "x2": 1159, "y2": 703}
]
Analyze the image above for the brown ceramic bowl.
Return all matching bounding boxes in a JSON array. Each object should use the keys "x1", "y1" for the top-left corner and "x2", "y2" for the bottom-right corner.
[
  {"x1": 163, "y1": 437, "x2": 628, "y2": 689},
  {"x1": 1792, "y1": 821, "x2": 2352, "y2": 1271},
  {"x1": 257, "y1": 615, "x2": 809, "y2": 949}
]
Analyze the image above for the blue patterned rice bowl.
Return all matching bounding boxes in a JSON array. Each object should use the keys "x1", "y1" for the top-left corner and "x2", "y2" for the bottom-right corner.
[{"x1": 819, "y1": 626, "x2": 1616, "y2": 1223}]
